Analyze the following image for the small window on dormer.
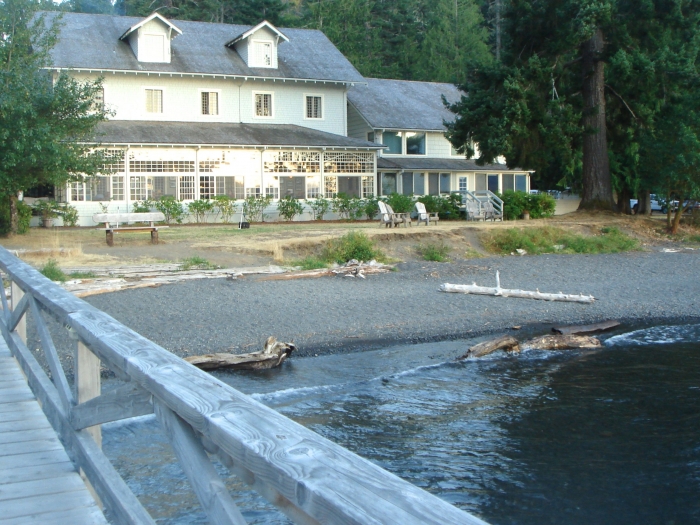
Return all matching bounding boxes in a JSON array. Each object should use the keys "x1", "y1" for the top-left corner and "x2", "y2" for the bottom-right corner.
[
  {"x1": 141, "y1": 34, "x2": 165, "y2": 62},
  {"x1": 253, "y1": 41, "x2": 272, "y2": 67}
]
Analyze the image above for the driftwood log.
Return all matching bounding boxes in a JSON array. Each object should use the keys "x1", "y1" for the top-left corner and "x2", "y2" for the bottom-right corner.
[
  {"x1": 440, "y1": 271, "x2": 595, "y2": 303},
  {"x1": 523, "y1": 334, "x2": 601, "y2": 350},
  {"x1": 184, "y1": 336, "x2": 296, "y2": 371},
  {"x1": 259, "y1": 260, "x2": 392, "y2": 281},
  {"x1": 458, "y1": 335, "x2": 520, "y2": 359},
  {"x1": 552, "y1": 320, "x2": 620, "y2": 335}
]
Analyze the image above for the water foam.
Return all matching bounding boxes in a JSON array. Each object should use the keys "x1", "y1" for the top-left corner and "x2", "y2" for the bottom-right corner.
[{"x1": 605, "y1": 323, "x2": 700, "y2": 347}]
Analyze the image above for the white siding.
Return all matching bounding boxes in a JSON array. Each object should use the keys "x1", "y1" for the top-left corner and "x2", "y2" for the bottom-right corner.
[
  {"x1": 132, "y1": 19, "x2": 171, "y2": 63},
  {"x1": 347, "y1": 104, "x2": 372, "y2": 140},
  {"x1": 246, "y1": 27, "x2": 278, "y2": 68},
  {"x1": 426, "y1": 132, "x2": 453, "y2": 158}
]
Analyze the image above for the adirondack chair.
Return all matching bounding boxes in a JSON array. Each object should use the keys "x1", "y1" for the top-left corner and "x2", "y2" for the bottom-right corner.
[
  {"x1": 482, "y1": 201, "x2": 503, "y2": 221},
  {"x1": 415, "y1": 202, "x2": 439, "y2": 226},
  {"x1": 386, "y1": 203, "x2": 412, "y2": 227},
  {"x1": 378, "y1": 201, "x2": 402, "y2": 228},
  {"x1": 465, "y1": 201, "x2": 484, "y2": 221}
]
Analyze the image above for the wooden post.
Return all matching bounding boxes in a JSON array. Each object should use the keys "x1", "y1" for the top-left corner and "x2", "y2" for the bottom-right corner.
[
  {"x1": 106, "y1": 230, "x2": 114, "y2": 247},
  {"x1": 10, "y1": 282, "x2": 26, "y2": 343},
  {"x1": 75, "y1": 340, "x2": 102, "y2": 448}
]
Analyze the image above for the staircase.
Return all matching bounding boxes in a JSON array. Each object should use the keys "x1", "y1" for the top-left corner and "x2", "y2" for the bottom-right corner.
[{"x1": 461, "y1": 190, "x2": 504, "y2": 221}]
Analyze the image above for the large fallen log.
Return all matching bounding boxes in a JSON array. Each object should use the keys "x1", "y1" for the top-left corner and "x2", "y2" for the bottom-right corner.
[
  {"x1": 458, "y1": 335, "x2": 520, "y2": 359},
  {"x1": 552, "y1": 320, "x2": 620, "y2": 335},
  {"x1": 440, "y1": 271, "x2": 595, "y2": 303},
  {"x1": 184, "y1": 336, "x2": 296, "y2": 370},
  {"x1": 523, "y1": 334, "x2": 601, "y2": 350}
]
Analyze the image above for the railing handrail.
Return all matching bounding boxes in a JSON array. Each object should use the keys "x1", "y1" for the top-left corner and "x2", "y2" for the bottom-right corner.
[{"x1": 0, "y1": 245, "x2": 488, "y2": 525}]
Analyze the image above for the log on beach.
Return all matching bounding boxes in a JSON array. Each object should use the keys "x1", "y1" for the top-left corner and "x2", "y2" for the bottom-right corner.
[
  {"x1": 552, "y1": 320, "x2": 620, "y2": 335},
  {"x1": 185, "y1": 336, "x2": 296, "y2": 370},
  {"x1": 523, "y1": 334, "x2": 601, "y2": 350},
  {"x1": 459, "y1": 335, "x2": 521, "y2": 359}
]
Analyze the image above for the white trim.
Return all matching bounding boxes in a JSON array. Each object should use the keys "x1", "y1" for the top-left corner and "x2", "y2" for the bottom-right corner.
[
  {"x1": 143, "y1": 86, "x2": 165, "y2": 115},
  {"x1": 139, "y1": 32, "x2": 168, "y2": 63},
  {"x1": 197, "y1": 88, "x2": 222, "y2": 118},
  {"x1": 120, "y1": 12, "x2": 182, "y2": 40},
  {"x1": 251, "y1": 40, "x2": 275, "y2": 68},
  {"x1": 252, "y1": 91, "x2": 274, "y2": 119},
  {"x1": 303, "y1": 93, "x2": 324, "y2": 120},
  {"x1": 226, "y1": 20, "x2": 289, "y2": 47}
]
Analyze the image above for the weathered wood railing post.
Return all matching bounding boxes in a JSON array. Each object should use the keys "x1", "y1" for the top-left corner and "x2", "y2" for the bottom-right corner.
[
  {"x1": 10, "y1": 281, "x2": 26, "y2": 343},
  {"x1": 73, "y1": 334, "x2": 102, "y2": 448}
]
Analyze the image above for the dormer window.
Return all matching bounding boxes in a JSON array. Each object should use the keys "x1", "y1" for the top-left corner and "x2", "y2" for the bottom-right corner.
[
  {"x1": 226, "y1": 21, "x2": 289, "y2": 70},
  {"x1": 120, "y1": 13, "x2": 182, "y2": 64},
  {"x1": 254, "y1": 41, "x2": 272, "y2": 67}
]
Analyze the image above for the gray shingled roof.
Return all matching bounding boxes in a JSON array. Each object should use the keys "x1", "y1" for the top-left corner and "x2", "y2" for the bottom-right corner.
[
  {"x1": 348, "y1": 78, "x2": 463, "y2": 131},
  {"x1": 377, "y1": 157, "x2": 523, "y2": 172},
  {"x1": 44, "y1": 11, "x2": 365, "y2": 83},
  {"x1": 90, "y1": 121, "x2": 381, "y2": 148}
]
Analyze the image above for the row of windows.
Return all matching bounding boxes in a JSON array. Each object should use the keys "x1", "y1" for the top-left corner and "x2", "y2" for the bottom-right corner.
[
  {"x1": 378, "y1": 172, "x2": 528, "y2": 196},
  {"x1": 139, "y1": 89, "x2": 323, "y2": 119}
]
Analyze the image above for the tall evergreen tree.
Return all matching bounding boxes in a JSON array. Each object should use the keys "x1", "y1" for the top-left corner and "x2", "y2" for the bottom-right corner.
[{"x1": 116, "y1": 0, "x2": 285, "y2": 25}]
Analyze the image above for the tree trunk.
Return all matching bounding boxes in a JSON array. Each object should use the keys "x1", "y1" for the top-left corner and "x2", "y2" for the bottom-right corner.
[
  {"x1": 578, "y1": 28, "x2": 614, "y2": 210},
  {"x1": 637, "y1": 190, "x2": 650, "y2": 215},
  {"x1": 616, "y1": 187, "x2": 632, "y2": 214},
  {"x1": 8, "y1": 194, "x2": 19, "y2": 236}
]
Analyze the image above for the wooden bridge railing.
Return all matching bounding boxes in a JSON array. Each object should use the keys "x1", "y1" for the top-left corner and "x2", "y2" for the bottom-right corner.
[{"x1": 0, "y1": 245, "x2": 488, "y2": 525}]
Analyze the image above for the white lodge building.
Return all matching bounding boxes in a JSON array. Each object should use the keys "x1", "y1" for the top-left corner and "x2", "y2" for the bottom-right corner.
[{"x1": 43, "y1": 11, "x2": 529, "y2": 224}]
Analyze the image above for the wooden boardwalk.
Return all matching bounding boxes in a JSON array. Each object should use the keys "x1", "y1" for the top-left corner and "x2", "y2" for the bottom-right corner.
[{"x1": 0, "y1": 338, "x2": 107, "y2": 525}]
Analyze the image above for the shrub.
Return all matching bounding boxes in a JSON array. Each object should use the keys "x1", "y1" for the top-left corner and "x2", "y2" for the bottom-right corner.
[
  {"x1": 416, "y1": 194, "x2": 461, "y2": 220},
  {"x1": 332, "y1": 193, "x2": 364, "y2": 220},
  {"x1": 213, "y1": 195, "x2": 237, "y2": 223},
  {"x1": 289, "y1": 256, "x2": 329, "y2": 270},
  {"x1": 57, "y1": 203, "x2": 79, "y2": 227},
  {"x1": 154, "y1": 196, "x2": 187, "y2": 224},
  {"x1": 277, "y1": 195, "x2": 304, "y2": 221},
  {"x1": 179, "y1": 256, "x2": 217, "y2": 270},
  {"x1": 131, "y1": 200, "x2": 152, "y2": 213},
  {"x1": 308, "y1": 197, "x2": 331, "y2": 220},
  {"x1": 322, "y1": 231, "x2": 384, "y2": 263},
  {"x1": 242, "y1": 195, "x2": 272, "y2": 222},
  {"x1": 363, "y1": 196, "x2": 380, "y2": 220},
  {"x1": 188, "y1": 199, "x2": 215, "y2": 223},
  {"x1": 40, "y1": 259, "x2": 68, "y2": 282},
  {"x1": 499, "y1": 191, "x2": 556, "y2": 220},
  {"x1": 417, "y1": 241, "x2": 451, "y2": 262},
  {"x1": 2, "y1": 199, "x2": 33, "y2": 234},
  {"x1": 384, "y1": 192, "x2": 414, "y2": 213}
]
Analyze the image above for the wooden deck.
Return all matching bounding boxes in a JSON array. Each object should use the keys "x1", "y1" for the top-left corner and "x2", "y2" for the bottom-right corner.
[{"x1": 0, "y1": 338, "x2": 107, "y2": 525}]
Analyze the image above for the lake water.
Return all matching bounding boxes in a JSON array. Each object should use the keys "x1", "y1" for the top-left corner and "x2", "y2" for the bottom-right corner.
[{"x1": 103, "y1": 324, "x2": 700, "y2": 524}]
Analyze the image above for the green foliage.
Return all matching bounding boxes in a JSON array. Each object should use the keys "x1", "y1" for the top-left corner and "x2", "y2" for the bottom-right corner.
[
  {"x1": 179, "y1": 256, "x2": 218, "y2": 271},
  {"x1": 69, "y1": 270, "x2": 97, "y2": 279},
  {"x1": 0, "y1": 197, "x2": 31, "y2": 235},
  {"x1": 188, "y1": 199, "x2": 215, "y2": 223},
  {"x1": 131, "y1": 200, "x2": 152, "y2": 213},
  {"x1": 308, "y1": 197, "x2": 331, "y2": 220},
  {"x1": 154, "y1": 196, "x2": 186, "y2": 224},
  {"x1": 57, "y1": 203, "x2": 79, "y2": 227},
  {"x1": 481, "y1": 226, "x2": 639, "y2": 255},
  {"x1": 31, "y1": 200, "x2": 79, "y2": 226},
  {"x1": 331, "y1": 193, "x2": 364, "y2": 220},
  {"x1": 277, "y1": 195, "x2": 305, "y2": 221},
  {"x1": 213, "y1": 195, "x2": 237, "y2": 223},
  {"x1": 118, "y1": 0, "x2": 286, "y2": 26},
  {"x1": 0, "y1": 3, "x2": 109, "y2": 234},
  {"x1": 416, "y1": 194, "x2": 462, "y2": 219},
  {"x1": 384, "y1": 193, "x2": 414, "y2": 214},
  {"x1": 498, "y1": 191, "x2": 556, "y2": 220},
  {"x1": 321, "y1": 231, "x2": 384, "y2": 264},
  {"x1": 417, "y1": 242, "x2": 451, "y2": 262},
  {"x1": 289, "y1": 257, "x2": 329, "y2": 270},
  {"x1": 363, "y1": 197, "x2": 380, "y2": 220},
  {"x1": 40, "y1": 259, "x2": 68, "y2": 282},
  {"x1": 242, "y1": 195, "x2": 272, "y2": 222}
]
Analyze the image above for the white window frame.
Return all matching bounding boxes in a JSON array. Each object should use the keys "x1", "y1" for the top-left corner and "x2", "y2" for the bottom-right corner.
[
  {"x1": 303, "y1": 93, "x2": 324, "y2": 120},
  {"x1": 199, "y1": 89, "x2": 221, "y2": 117},
  {"x1": 253, "y1": 91, "x2": 274, "y2": 119},
  {"x1": 144, "y1": 86, "x2": 164, "y2": 115},
  {"x1": 252, "y1": 40, "x2": 274, "y2": 68},
  {"x1": 382, "y1": 130, "x2": 429, "y2": 157},
  {"x1": 140, "y1": 33, "x2": 167, "y2": 63}
]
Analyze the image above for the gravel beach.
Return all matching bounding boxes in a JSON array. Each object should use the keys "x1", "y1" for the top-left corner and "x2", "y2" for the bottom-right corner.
[{"x1": 82, "y1": 250, "x2": 700, "y2": 358}]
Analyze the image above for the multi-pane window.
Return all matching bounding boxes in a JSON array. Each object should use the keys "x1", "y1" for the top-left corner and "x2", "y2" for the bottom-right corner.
[
  {"x1": 305, "y1": 95, "x2": 322, "y2": 119},
  {"x1": 254, "y1": 93, "x2": 273, "y2": 117},
  {"x1": 265, "y1": 186, "x2": 279, "y2": 199},
  {"x1": 145, "y1": 89, "x2": 163, "y2": 113},
  {"x1": 130, "y1": 176, "x2": 151, "y2": 201},
  {"x1": 112, "y1": 176, "x2": 124, "y2": 201},
  {"x1": 324, "y1": 176, "x2": 337, "y2": 198},
  {"x1": 254, "y1": 41, "x2": 272, "y2": 67},
  {"x1": 440, "y1": 173, "x2": 451, "y2": 194},
  {"x1": 307, "y1": 179, "x2": 320, "y2": 198},
  {"x1": 93, "y1": 88, "x2": 105, "y2": 112},
  {"x1": 130, "y1": 160, "x2": 195, "y2": 173},
  {"x1": 459, "y1": 176, "x2": 468, "y2": 193},
  {"x1": 323, "y1": 152, "x2": 374, "y2": 174},
  {"x1": 201, "y1": 92, "x2": 218, "y2": 115},
  {"x1": 264, "y1": 151, "x2": 320, "y2": 173},
  {"x1": 245, "y1": 186, "x2": 262, "y2": 198},
  {"x1": 362, "y1": 176, "x2": 374, "y2": 198}
]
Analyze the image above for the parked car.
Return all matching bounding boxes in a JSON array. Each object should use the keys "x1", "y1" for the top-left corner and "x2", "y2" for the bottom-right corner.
[{"x1": 630, "y1": 195, "x2": 667, "y2": 214}]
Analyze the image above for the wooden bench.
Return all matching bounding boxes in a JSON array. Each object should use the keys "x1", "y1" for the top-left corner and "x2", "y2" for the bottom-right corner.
[{"x1": 92, "y1": 212, "x2": 167, "y2": 246}]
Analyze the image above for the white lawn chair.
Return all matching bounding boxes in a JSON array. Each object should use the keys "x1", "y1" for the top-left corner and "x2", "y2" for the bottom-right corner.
[
  {"x1": 415, "y1": 202, "x2": 439, "y2": 226},
  {"x1": 465, "y1": 201, "x2": 484, "y2": 221},
  {"x1": 482, "y1": 201, "x2": 503, "y2": 221},
  {"x1": 378, "y1": 201, "x2": 402, "y2": 228}
]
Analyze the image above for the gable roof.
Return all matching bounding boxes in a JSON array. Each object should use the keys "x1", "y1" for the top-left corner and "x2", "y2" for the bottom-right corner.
[
  {"x1": 348, "y1": 78, "x2": 463, "y2": 131},
  {"x1": 119, "y1": 12, "x2": 182, "y2": 40},
  {"x1": 226, "y1": 20, "x2": 289, "y2": 47},
  {"x1": 44, "y1": 12, "x2": 364, "y2": 83}
]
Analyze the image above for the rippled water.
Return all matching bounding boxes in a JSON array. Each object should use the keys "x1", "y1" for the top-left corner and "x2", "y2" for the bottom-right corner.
[{"x1": 103, "y1": 324, "x2": 700, "y2": 524}]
